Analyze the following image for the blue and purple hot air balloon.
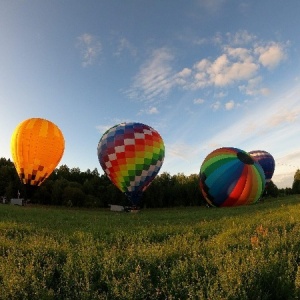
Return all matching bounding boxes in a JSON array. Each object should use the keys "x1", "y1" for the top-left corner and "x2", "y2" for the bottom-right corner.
[
  {"x1": 199, "y1": 147, "x2": 265, "y2": 207},
  {"x1": 248, "y1": 150, "x2": 275, "y2": 186}
]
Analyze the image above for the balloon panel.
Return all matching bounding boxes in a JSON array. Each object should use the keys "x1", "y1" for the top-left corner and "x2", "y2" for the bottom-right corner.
[
  {"x1": 10, "y1": 118, "x2": 65, "y2": 186},
  {"x1": 199, "y1": 147, "x2": 265, "y2": 207},
  {"x1": 97, "y1": 122, "x2": 165, "y2": 203},
  {"x1": 249, "y1": 150, "x2": 275, "y2": 183}
]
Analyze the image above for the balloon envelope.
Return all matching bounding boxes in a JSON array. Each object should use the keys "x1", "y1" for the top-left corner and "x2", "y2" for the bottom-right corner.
[
  {"x1": 97, "y1": 122, "x2": 165, "y2": 205},
  {"x1": 248, "y1": 150, "x2": 275, "y2": 184},
  {"x1": 10, "y1": 118, "x2": 65, "y2": 186},
  {"x1": 199, "y1": 147, "x2": 265, "y2": 207}
]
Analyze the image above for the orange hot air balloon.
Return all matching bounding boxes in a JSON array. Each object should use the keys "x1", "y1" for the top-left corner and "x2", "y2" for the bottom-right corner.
[{"x1": 10, "y1": 118, "x2": 65, "y2": 187}]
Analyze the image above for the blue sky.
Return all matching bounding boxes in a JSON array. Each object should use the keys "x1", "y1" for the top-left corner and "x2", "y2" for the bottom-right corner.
[{"x1": 0, "y1": 0, "x2": 300, "y2": 188}]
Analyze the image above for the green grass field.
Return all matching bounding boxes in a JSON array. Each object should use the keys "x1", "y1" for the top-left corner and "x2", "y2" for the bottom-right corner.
[{"x1": 1, "y1": 196, "x2": 300, "y2": 299}]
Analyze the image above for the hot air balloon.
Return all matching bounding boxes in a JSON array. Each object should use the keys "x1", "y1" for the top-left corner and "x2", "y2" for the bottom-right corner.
[
  {"x1": 199, "y1": 147, "x2": 265, "y2": 207},
  {"x1": 10, "y1": 118, "x2": 65, "y2": 195},
  {"x1": 248, "y1": 150, "x2": 275, "y2": 185},
  {"x1": 97, "y1": 122, "x2": 165, "y2": 207}
]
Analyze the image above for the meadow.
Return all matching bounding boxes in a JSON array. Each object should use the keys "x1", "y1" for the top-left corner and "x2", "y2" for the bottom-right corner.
[{"x1": 1, "y1": 196, "x2": 300, "y2": 299}]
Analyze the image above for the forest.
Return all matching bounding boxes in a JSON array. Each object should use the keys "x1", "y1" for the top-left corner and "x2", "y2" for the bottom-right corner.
[{"x1": 0, "y1": 157, "x2": 298, "y2": 208}]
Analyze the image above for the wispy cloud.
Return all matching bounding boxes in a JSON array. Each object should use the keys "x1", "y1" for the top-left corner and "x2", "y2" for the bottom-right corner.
[
  {"x1": 147, "y1": 107, "x2": 159, "y2": 114},
  {"x1": 167, "y1": 142, "x2": 197, "y2": 161},
  {"x1": 277, "y1": 150, "x2": 300, "y2": 166},
  {"x1": 76, "y1": 33, "x2": 102, "y2": 67},
  {"x1": 193, "y1": 98, "x2": 205, "y2": 104},
  {"x1": 267, "y1": 109, "x2": 299, "y2": 127},
  {"x1": 274, "y1": 149, "x2": 300, "y2": 188},
  {"x1": 211, "y1": 101, "x2": 221, "y2": 111},
  {"x1": 161, "y1": 85, "x2": 300, "y2": 187},
  {"x1": 238, "y1": 76, "x2": 270, "y2": 96},
  {"x1": 96, "y1": 124, "x2": 112, "y2": 134},
  {"x1": 138, "y1": 106, "x2": 159, "y2": 115},
  {"x1": 96, "y1": 118, "x2": 132, "y2": 134},
  {"x1": 127, "y1": 31, "x2": 288, "y2": 114},
  {"x1": 114, "y1": 37, "x2": 137, "y2": 57},
  {"x1": 197, "y1": 0, "x2": 226, "y2": 13},
  {"x1": 127, "y1": 48, "x2": 175, "y2": 102},
  {"x1": 226, "y1": 30, "x2": 256, "y2": 46},
  {"x1": 200, "y1": 85, "x2": 300, "y2": 152}
]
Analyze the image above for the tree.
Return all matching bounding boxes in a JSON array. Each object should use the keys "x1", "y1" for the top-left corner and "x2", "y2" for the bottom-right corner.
[
  {"x1": 4, "y1": 156, "x2": 293, "y2": 209},
  {"x1": 32, "y1": 181, "x2": 53, "y2": 205},
  {"x1": 292, "y1": 169, "x2": 300, "y2": 194},
  {"x1": 56, "y1": 165, "x2": 71, "y2": 180},
  {"x1": 62, "y1": 186, "x2": 86, "y2": 207},
  {"x1": 264, "y1": 180, "x2": 279, "y2": 197},
  {"x1": 51, "y1": 179, "x2": 69, "y2": 205}
]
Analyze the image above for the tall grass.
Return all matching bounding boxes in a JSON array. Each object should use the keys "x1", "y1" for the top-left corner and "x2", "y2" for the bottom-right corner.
[{"x1": 1, "y1": 196, "x2": 300, "y2": 299}]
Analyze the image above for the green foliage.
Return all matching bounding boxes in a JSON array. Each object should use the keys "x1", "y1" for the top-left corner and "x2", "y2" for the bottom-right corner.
[
  {"x1": 1, "y1": 196, "x2": 300, "y2": 298},
  {"x1": 293, "y1": 170, "x2": 300, "y2": 194},
  {"x1": 0, "y1": 157, "x2": 208, "y2": 208},
  {"x1": 0, "y1": 157, "x2": 290, "y2": 208},
  {"x1": 265, "y1": 180, "x2": 279, "y2": 197}
]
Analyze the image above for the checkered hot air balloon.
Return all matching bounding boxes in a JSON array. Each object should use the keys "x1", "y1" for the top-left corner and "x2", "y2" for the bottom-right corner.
[
  {"x1": 199, "y1": 147, "x2": 265, "y2": 207},
  {"x1": 97, "y1": 122, "x2": 165, "y2": 206},
  {"x1": 249, "y1": 150, "x2": 275, "y2": 186}
]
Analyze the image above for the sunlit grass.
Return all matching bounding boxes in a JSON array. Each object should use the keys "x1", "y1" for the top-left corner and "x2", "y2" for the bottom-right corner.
[{"x1": 0, "y1": 196, "x2": 300, "y2": 299}]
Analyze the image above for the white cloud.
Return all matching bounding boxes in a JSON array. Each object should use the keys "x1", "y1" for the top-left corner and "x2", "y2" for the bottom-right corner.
[
  {"x1": 198, "y1": 0, "x2": 226, "y2": 13},
  {"x1": 273, "y1": 149, "x2": 300, "y2": 188},
  {"x1": 194, "y1": 98, "x2": 205, "y2": 104},
  {"x1": 127, "y1": 31, "x2": 288, "y2": 104},
  {"x1": 127, "y1": 48, "x2": 175, "y2": 101},
  {"x1": 148, "y1": 107, "x2": 159, "y2": 114},
  {"x1": 166, "y1": 142, "x2": 199, "y2": 161},
  {"x1": 96, "y1": 124, "x2": 112, "y2": 134},
  {"x1": 268, "y1": 109, "x2": 299, "y2": 127},
  {"x1": 209, "y1": 53, "x2": 259, "y2": 86},
  {"x1": 255, "y1": 43, "x2": 286, "y2": 69},
  {"x1": 175, "y1": 68, "x2": 192, "y2": 86},
  {"x1": 193, "y1": 37, "x2": 208, "y2": 45},
  {"x1": 215, "y1": 91, "x2": 227, "y2": 98},
  {"x1": 212, "y1": 32, "x2": 223, "y2": 45},
  {"x1": 277, "y1": 150, "x2": 300, "y2": 166},
  {"x1": 225, "y1": 100, "x2": 235, "y2": 110},
  {"x1": 194, "y1": 85, "x2": 300, "y2": 149},
  {"x1": 96, "y1": 118, "x2": 132, "y2": 134},
  {"x1": 211, "y1": 101, "x2": 221, "y2": 111},
  {"x1": 226, "y1": 30, "x2": 256, "y2": 46},
  {"x1": 238, "y1": 77, "x2": 270, "y2": 96},
  {"x1": 77, "y1": 33, "x2": 102, "y2": 67},
  {"x1": 273, "y1": 170, "x2": 295, "y2": 189},
  {"x1": 114, "y1": 38, "x2": 137, "y2": 57},
  {"x1": 163, "y1": 79, "x2": 300, "y2": 188},
  {"x1": 190, "y1": 48, "x2": 259, "y2": 88},
  {"x1": 178, "y1": 34, "x2": 287, "y2": 95},
  {"x1": 137, "y1": 106, "x2": 159, "y2": 115},
  {"x1": 178, "y1": 68, "x2": 192, "y2": 77}
]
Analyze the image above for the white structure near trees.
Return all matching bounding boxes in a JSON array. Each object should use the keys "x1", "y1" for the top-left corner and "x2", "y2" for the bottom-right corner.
[
  {"x1": 10, "y1": 198, "x2": 25, "y2": 206},
  {"x1": 109, "y1": 204, "x2": 124, "y2": 212}
]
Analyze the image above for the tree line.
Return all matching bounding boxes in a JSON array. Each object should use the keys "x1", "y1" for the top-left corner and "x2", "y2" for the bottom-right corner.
[{"x1": 0, "y1": 157, "x2": 298, "y2": 208}]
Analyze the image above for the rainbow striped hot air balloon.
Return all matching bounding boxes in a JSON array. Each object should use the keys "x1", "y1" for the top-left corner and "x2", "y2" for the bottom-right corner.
[
  {"x1": 97, "y1": 122, "x2": 165, "y2": 206},
  {"x1": 199, "y1": 147, "x2": 265, "y2": 207}
]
